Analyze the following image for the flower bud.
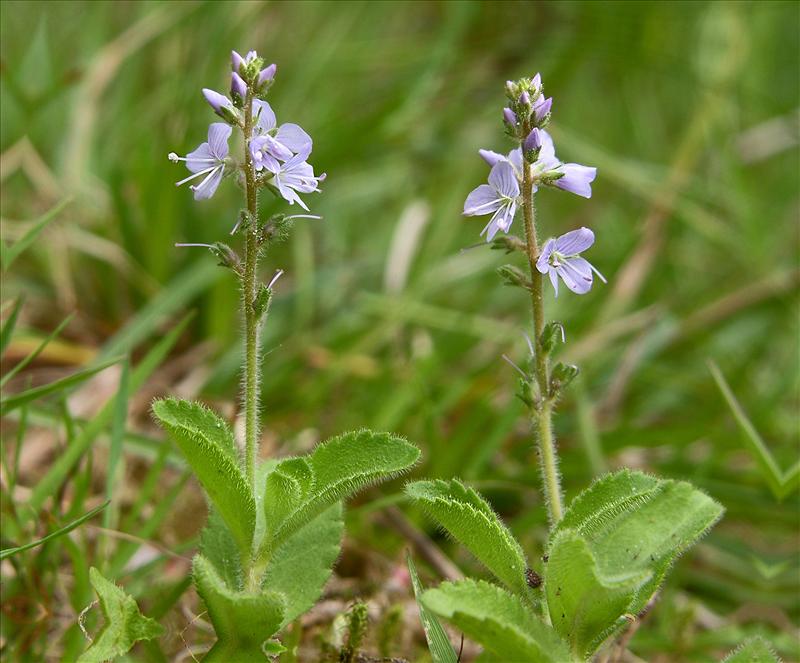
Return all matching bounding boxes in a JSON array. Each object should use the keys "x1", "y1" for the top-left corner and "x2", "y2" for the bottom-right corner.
[
  {"x1": 202, "y1": 88, "x2": 238, "y2": 123},
  {"x1": 539, "y1": 321, "x2": 566, "y2": 354},
  {"x1": 258, "y1": 63, "x2": 277, "y2": 86},
  {"x1": 490, "y1": 234, "x2": 526, "y2": 254},
  {"x1": 531, "y1": 72, "x2": 542, "y2": 91},
  {"x1": 550, "y1": 362, "x2": 579, "y2": 396},
  {"x1": 230, "y1": 71, "x2": 247, "y2": 101},
  {"x1": 503, "y1": 107, "x2": 517, "y2": 126},
  {"x1": 231, "y1": 50, "x2": 245, "y2": 73},
  {"x1": 519, "y1": 90, "x2": 530, "y2": 107},
  {"x1": 533, "y1": 96, "x2": 552, "y2": 124},
  {"x1": 524, "y1": 127, "x2": 542, "y2": 152},
  {"x1": 497, "y1": 264, "x2": 531, "y2": 290}
]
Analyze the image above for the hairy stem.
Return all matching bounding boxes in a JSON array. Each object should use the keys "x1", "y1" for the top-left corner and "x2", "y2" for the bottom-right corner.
[
  {"x1": 242, "y1": 91, "x2": 260, "y2": 493},
  {"x1": 520, "y1": 120, "x2": 564, "y2": 525}
]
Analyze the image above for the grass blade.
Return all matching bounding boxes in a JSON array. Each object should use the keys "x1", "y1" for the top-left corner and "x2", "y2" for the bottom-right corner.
[
  {"x1": 1, "y1": 197, "x2": 72, "y2": 272},
  {"x1": 0, "y1": 295, "x2": 24, "y2": 356},
  {"x1": 406, "y1": 552, "x2": 458, "y2": 663},
  {"x1": 0, "y1": 313, "x2": 74, "y2": 389},
  {"x1": 0, "y1": 500, "x2": 108, "y2": 560}
]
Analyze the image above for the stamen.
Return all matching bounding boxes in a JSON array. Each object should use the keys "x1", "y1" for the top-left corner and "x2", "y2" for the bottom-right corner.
[
  {"x1": 284, "y1": 214, "x2": 322, "y2": 221},
  {"x1": 175, "y1": 243, "x2": 215, "y2": 249},
  {"x1": 502, "y1": 354, "x2": 529, "y2": 380},
  {"x1": 188, "y1": 166, "x2": 222, "y2": 192},
  {"x1": 168, "y1": 152, "x2": 180, "y2": 162},
  {"x1": 175, "y1": 165, "x2": 219, "y2": 187},
  {"x1": 267, "y1": 269, "x2": 284, "y2": 289}
]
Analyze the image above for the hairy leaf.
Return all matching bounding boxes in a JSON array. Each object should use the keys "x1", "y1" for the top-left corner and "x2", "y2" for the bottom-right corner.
[
  {"x1": 407, "y1": 553, "x2": 458, "y2": 663},
  {"x1": 406, "y1": 479, "x2": 530, "y2": 597},
  {"x1": 262, "y1": 504, "x2": 343, "y2": 627},
  {"x1": 193, "y1": 554, "x2": 285, "y2": 662},
  {"x1": 263, "y1": 429, "x2": 419, "y2": 553},
  {"x1": 153, "y1": 398, "x2": 254, "y2": 555},
  {"x1": 423, "y1": 579, "x2": 572, "y2": 663},
  {"x1": 77, "y1": 567, "x2": 164, "y2": 662},
  {"x1": 722, "y1": 637, "x2": 781, "y2": 663},
  {"x1": 545, "y1": 529, "x2": 650, "y2": 657},
  {"x1": 200, "y1": 508, "x2": 245, "y2": 591}
]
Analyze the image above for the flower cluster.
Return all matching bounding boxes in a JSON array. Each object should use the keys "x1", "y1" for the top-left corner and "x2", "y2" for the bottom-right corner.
[
  {"x1": 168, "y1": 50, "x2": 324, "y2": 208},
  {"x1": 463, "y1": 73, "x2": 602, "y2": 296}
]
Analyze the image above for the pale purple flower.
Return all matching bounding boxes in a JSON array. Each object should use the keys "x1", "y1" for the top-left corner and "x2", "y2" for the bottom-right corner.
[
  {"x1": 168, "y1": 123, "x2": 231, "y2": 200},
  {"x1": 202, "y1": 88, "x2": 236, "y2": 119},
  {"x1": 463, "y1": 160, "x2": 520, "y2": 241},
  {"x1": 519, "y1": 91, "x2": 530, "y2": 106},
  {"x1": 532, "y1": 96, "x2": 552, "y2": 123},
  {"x1": 536, "y1": 227, "x2": 606, "y2": 296},
  {"x1": 531, "y1": 73, "x2": 542, "y2": 90},
  {"x1": 249, "y1": 100, "x2": 312, "y2": 171},
  {"x1": 266, "y1": 143, "x2": 325, "y2": 211},
  {"x1": 258, "y1": 64, "x2": 277, "y2": 86},
  {"x1": 231, "y1": 50, "x2": 246, "y2": 73},
  {"x1": 231, "y1": 72, "x2": 247, "y2": 99},
  {"x1": 503, "y1": 107, "x2": 517, "y2": 126}
]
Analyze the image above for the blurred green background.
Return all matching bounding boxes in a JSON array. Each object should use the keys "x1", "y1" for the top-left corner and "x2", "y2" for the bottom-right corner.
[{"x1": 1, "y1": 1, "x2": 798, "y2": 660}]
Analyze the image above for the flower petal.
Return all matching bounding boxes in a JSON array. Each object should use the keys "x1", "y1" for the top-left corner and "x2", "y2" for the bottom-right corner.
[
  {"x1": 488, "y1": 161, "x2": 520, "y2": 198},
  {"x1": 536, "y1": 238, "x2": 555, "y2": 274},
  {"x1": 275, "y1": 123, "x2": 312, "y2": 152},
  {"x1": 555, "y1": 163, "x2": 597, "y2": 198},
  {"x1": 479, "y1": 149, "x2": 505, "y2": 166},
  {"x1": 558, "y1": 257, "x2": 594, "y2": 294},
  {"x1": 207, "y1": 123, "x2": 232, "y2": 159},
  {"x1": 549, "y1": 267, "x2": 560, "y2": 297},
  {"x1": 185, "y1": 143, "x2": 215, "y2": 173},
  {"x1": 463, "y1": 184, "x2": 501, "y2": 216},
  {"x1": 535, "y1": 130, "x2": 559, "y2": 169},
  {"x1": 507, "y1": 148, "x2": 524, "y2": 175},
  {"x1": 555, "y1": 227, "x2": 594, "y2": 255},
  {"x1": 253, "y1": 100, "x2": 277, "y2": 133},
  {"x1": 191, "y1": 166, "x2": 224, "y2": 200}
]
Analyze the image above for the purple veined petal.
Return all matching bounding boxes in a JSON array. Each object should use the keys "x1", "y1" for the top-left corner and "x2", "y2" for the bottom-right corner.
[
  {"x1": 524, "y1": 128, "x2": 543, "y2": 152},
  {"x1": 557, "y1": 257, "x2": 593, "y2": 294},
  {"x1": 503, "y1": 107, "x2": 517, "y2": 126},
  {"x1": 548, "y1": 267, "x2": 560, "y2": 297},
  {"x1": 555, "y1": 163, "x2": 597, "y2": 198},
  {"x1": 202, "y1": 89, "x2": 233, "y2": 116},
  {"x1": 463, "y1": 184, "x2": 501, "y2": 216},
  {"x1": 507, "y1": 148, "x2": 524, "y2": 175},
  {"x1": 531, "y1": 72, "x2": 542, "y2": 90},
  {"x1": 536, "y1": 238, "x2": 556, "y2": 274},
  {"x1": 250, "y1": 137, "x2": 281, "y2": 172},
  {"x1": 536, "y1": 129, "x2": 558, "y2": 167},
  {"x1": 488, "y1": 161, "x2": 520, "y2": 198},
  {"x1": 276, "y1": 176, "x2": 310, "y2": 210},
  {"x1": 533, "y1": 96, "x2": 552, "y2": 123},
  {"x1": 264, "y1": 136, "x2": 294, "y2": 161},
  {"x1": 497, "y1": 200, "x2": 517, "y2": 232},
  {"x1": 555, "y1": 227, "x2": 595, "y2": 255},
  {"x1": 191, "y1": 166, "x2": 224, "y2": 200},
  {"x1": 207, "y1": 123, "x2": 232, "y2": 159},
  {"x1": 231, "y1": 71, "x2": 247, "y2": 99},
  {"x1": 253, "y1": 100, "x2": 277, "y2": 133},
  {"x1": 275, "y1": 123, "x2": 312, "y2": 153},
  {"x1": 479, "y1": 149, "x2": 505, "y2": 167},
  {"x1": 185, "y1": 143, "x2": 215, "y2": 173}
]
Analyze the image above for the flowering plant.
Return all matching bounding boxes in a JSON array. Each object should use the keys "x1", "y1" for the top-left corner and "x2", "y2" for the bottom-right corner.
[
  {"x1": 155, "y1": 50, "x2": 419, "y2": 660},
  {"x1": 406, "y1": 74, "x2": 724, "y2": 662}
]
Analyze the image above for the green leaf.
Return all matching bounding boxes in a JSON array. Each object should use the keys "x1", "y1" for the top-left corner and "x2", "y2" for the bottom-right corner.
[
  {"x1": 722, "y1": 636, "x2": 781, "y2": 663},
  {"x1": 422, "y1": 579, "x2": 572, "y2": 663},
  {"x1": 709, "y1": 360, "x2": 800, "y2": 500},
  {"x1": 1, "y1": 197, "x2": 72, "y2": 272},
  {"x1": 200, "y1": 508, "x2": 245, "y2": 591},
  {"x1": 262, "y1": 503, "x2": 343, "y2": 627},
  {"x1": 406, "y1": 479, "x2": 530, "y2": 598},
  {"x1": 0, "y1": 355, "x2": 122, "y2": 415},
  {"x1": 152, "y1": 398, "x2": 254, "y2": 555},
  {"x1": 193, "y1": 554, "x2": 285, "y2": 662},
  {"x1": 545, "y1": 529, "x2": 650, "y2": 657},
  {"x1": 263, "y1": 459, "x2": 311, "y2": 537},
  {"x1": 407, "y1": 553, "x2": 458, "y2": 663},
  {"x1": 0, "y1": 295, "x2": 24, "y2": 357},
  {"x1": 550, "y1": 470, "x2": 724, "y2": 623},
  {"x1": 77, "y1": 567, "x2": 164, "y2": 662},
  {"x1": 263, "y1": 429, "x2": 419, "y2": 553},
  {"x1": 0, "y1": 500, "x2": 108, "y2": 560}
]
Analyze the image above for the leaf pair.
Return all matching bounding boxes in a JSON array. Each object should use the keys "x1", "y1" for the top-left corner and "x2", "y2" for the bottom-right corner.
[{"x1": 544, "y1": 470, "x2": 724, "y2": 657}]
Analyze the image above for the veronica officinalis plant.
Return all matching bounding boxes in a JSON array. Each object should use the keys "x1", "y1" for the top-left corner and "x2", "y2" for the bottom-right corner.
[
  {"x1": 157, "y1": 50, "x2": 419, "y2": 661},
  {"x1": 406, "y1": 73, "x2": 723, "y2": 662}
]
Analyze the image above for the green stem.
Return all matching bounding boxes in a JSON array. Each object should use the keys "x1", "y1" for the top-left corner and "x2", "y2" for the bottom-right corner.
[
  {"x1": 242, "y1": 91, "x2": 260, "y2": 493},
  {"x1": 520, "y1": 121, "x2": 564, "y2": 526}
]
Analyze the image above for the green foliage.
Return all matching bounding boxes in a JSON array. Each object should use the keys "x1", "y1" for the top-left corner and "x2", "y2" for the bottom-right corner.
[
  {"x1": 260, "y1": 429, "x2": 420, "y2": 555},
  {"x1": 0, "y1": 500, "x2": 108, "y2": 560},
  {"x1": 723, "y1": 637, "x2": 782, "y2": 663},
  {"x1": 1, "y1": 197, "x2": 71, "y2": 272},
  {"x1": 407, "y1": 552, "x2": 458, "y2": 663},
  {"x1": 422, "y1": 579, "x2": 572, "y2": 663},
  {"x1": 193, "y1": 554, "x2": 285, "y2": 662},
  {"x1": 406, "y1": 479, "x2": 530, "y2": 598},
  {"x1": 152, "y1": 398, "x2": 255, "y2": 556},
  {"x1": 200, "y1": 508, "x2": 245, "y2": 591},
  {"x1": 261, "y1": 504, "x2": 344, "y2": 627},
  {"x1": 542, "y1": 469, "x2": 724, "y2": 654},
  {"x1": 0, "y1": 295, "x2": 24, "y2": 357},
  {"x1": 77, "y1": 567, "x2": 164, "y2": 663},
  {"x1": 544, "y1": 529, "x2": 649, "y2": 657},
  {"x1": 709, "y1": 360, "x2": 800, "y2": 500}
]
